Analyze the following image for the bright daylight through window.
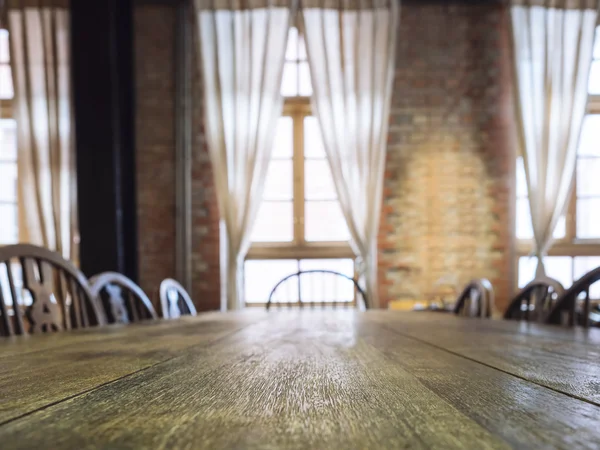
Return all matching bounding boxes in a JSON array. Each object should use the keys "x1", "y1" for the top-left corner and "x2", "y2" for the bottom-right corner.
[
  {"x1": 0, "y1": 28, "x2": 17, "y2": 245},
  {"x1": 244, "y1": 27, "x2": 354, "y2": 305},
  {"x1": 516, "y1": 26, "x2": 600, "y2": 291}
]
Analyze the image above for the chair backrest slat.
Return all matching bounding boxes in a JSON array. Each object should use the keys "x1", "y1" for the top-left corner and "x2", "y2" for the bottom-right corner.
[
  {"x1": 90, "y1": 272, "x2": 157, "y2": 325},
  {"x1": 159, "y1": 279, "x2": 197, "y2": 319},
  {"x1": 453, "y1": 279, "x2": 494, "y2": 318},
  {"x1": 266, "y1": 270, "x2": 367, "y2": 310},
  {"x1": 0, "y1": 279, "x2": 13, "y2": 336},
  {"x1": 0, "y1": 244, "x2": 102, "y2": 337},
  {"x1": 5, "y1": 263, "x2": 25, "y2": 335},
  {"x1": 547, "y1": 266, "x2": 600, "y2": 327},
  {"x1": 504, "y1": 277, "x2": 564, "y2": 323}
]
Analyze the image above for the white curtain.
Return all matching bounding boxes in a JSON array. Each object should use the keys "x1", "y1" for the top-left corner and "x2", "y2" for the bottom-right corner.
[
  {"x1": 195, "y1": 0, "x2": 290, "y2": 310},
  {"x1": 301, "y1": 0, "x2": 399, "y2": 308},
  {"x1": 511, "y1": 0, "x2": 599, "y2": 276},
  {"x1": 8, "y1": 0, "x2": 76, "y2": 261}
]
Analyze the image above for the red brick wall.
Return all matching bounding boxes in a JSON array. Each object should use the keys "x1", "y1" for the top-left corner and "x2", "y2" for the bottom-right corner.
[
  {"x1": 379, "y1": 1, "x2": 515, "y2": 312},
  {"x1": 134, "y1": 3, "x2": 221, "y2": 312},
  {"x1": 134, "y1": 0, "x2": 516, "y2": 312},
  {"x1": 190, "y1": 21, "x2": 221, "y2": 312},
  {"x1": 134, "y1": 4, "x2": 177, "y2": 311}
]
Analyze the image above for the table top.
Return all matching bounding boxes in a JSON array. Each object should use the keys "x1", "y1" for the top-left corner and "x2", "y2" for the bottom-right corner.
[{"x1": 1, "y1": 310, "x2": 600, "y2": 449}]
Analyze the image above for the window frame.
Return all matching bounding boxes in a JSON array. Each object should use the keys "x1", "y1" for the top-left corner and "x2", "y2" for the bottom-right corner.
[
  {"x1": 515, "y1": 39, "x2": 600, "y2": 290},
  {"x1": 246, "y1": 97, "x2": 354, "y2": 261},
  {"x1": 245, "y1": 26, "x2": 356, "y2": 306},
  {"x1": 0, "y1": 26, "x2": 18, "y2": 246}
]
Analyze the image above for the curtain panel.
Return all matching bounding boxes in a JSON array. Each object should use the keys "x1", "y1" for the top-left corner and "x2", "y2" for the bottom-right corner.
[
  {"x1": 7, "y1": 0, "x2": 76, "y2": 261},
  {"x1": 195, "y1": 0, "x2": 291, "y2": 310},
  {"x1": 300, "y1": 0, "x2": 399, "y2": 308},
  {"x1": 510, "y1": 0, "x2": 599, "y2": 276}
]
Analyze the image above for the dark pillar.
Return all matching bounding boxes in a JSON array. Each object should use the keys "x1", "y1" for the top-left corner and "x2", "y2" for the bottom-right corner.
[{"x1": 71, "y1": 0, "x2": 138, "y2": 280}]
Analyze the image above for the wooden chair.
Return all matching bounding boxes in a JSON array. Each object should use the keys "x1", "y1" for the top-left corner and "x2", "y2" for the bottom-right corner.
[
  {"x1": 547, "y1": 267, "x2": 600, "y2": 328},
  {"x1": 266, "y1": 270, "x2": 368, "y2": 310},
  {"x1": 453, "y1": 279, "x2": 494, "y2": 318},
  {"x1": 0, "y1": 244, "x2": 104, "y2": 336},
  {"x1": 504, "y1": 277, "x2": 564, "y2": 323},
  {"x1": 159, "y1": 278, "x2": 197, "y2": 319},
  {"x1": 89, "y1": 272, "x2": 157, "y2": 324}
]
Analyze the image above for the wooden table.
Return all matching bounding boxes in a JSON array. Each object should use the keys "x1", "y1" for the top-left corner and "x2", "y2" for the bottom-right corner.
[{"x1": 1, "y1": 310, "x2": 600, "y2": 449}]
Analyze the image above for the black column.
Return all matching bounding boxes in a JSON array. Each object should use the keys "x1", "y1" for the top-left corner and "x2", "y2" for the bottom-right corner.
[{"x1": 71, "y1": 0, "x2": 138, "y2": 280}]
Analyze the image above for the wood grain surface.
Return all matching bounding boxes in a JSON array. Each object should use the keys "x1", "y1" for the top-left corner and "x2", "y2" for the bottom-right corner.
[{"x1": 1, "y1": 310, "x2": 599, "y2": 449}]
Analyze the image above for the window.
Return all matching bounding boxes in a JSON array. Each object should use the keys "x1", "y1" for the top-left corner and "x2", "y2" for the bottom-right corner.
[
  {"x1": 0, "y1": 28, "x2": 17, "y2": 245},
  {"x1": 245, "y1": 27, "x2": 354, "y2": 305},
  {"x1": 0, "y1": 29, "x2": 13, "y2": 100},
  {"x1": 515, "y1": 26, "x2": 600, "y2": 289},
  {"x1": 281, "y1": 26, "x2": 312, "y2": 97},
  {"x1": 518, "y1": 256, "x2": 600, "y2": 300},
  {"x1": 244, "y1": 258, "x2": 354, "y2": 304}
]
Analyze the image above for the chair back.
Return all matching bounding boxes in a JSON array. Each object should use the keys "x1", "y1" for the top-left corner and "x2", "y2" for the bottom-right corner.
[
  {"x1": 547, "y1": 267, "x2": 600, "y2": 327},
  {"x1": 453, "y1": 279, "x2": 494, "y2": 318},
  {"x1": 0, "y1": 244, "x2": 103, "y2": 336},
  {"x1": 89, "y1": 272, "x2": 157, "y2": 324},
  {"x1": 504, "y1": 277, "x2": 564, "y2": 323},
  {"x1": 159, "y1": 278, "x2": 196, "y2": 319},
  {"x1": 266, "y1": 270, "x2": 368, "y2": 310}
]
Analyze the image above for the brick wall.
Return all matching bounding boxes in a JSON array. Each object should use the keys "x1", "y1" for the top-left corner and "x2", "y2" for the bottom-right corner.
[
  {"x1": 134, "y1": 3, "x2": 221, "y2": 312},
  {"x1": 190, "y1": 18, "x2": 221, "y2": 312},
  {"x1": 133, "y1": 0, "x2": 516, "y2": 313},
  {"x1": 134, "y1": 4, "x2": 177, "y2": 311},
  {"x1": 379, "y1": 1, "x2": 515, "y2": 312}
]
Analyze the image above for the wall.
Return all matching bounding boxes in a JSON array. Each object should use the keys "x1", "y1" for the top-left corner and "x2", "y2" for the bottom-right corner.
[
  {"x1": 190, "y1": 15, "x2": 222, "y2": 312},
  {"x1": 134, "y1": 2, "x2": 220, "y2": 311},
  {"x1": 379, "y1": 1, "x2": 515, "y2": 311},
  {"x1": 134, "y1": 4, "x2": 177, "y2": 310},
  {"x1": 133, "y1": 0, "x2": 516, "y2": 312}
]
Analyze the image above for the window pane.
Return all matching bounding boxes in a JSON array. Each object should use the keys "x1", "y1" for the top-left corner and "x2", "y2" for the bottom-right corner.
[
  {"x1": 0, "y1": 262, "x2": 23, "y2": 307},
  {"x1": 304, "y1": 116, "x2": 325, "y2": 158},
  {"x1": 0, "y1": 204, "x2": 17, "y2": 244},
  {"x1": 298, "y1": 61, "x2": 312, "y2": 96},
  {"x1": 305, "y1": 160, "x2": 337, "y2": 200},
  {"x1": 244, "y1": 259, "x2": 299, "y2": 303},
  {"x1": 0, "y1": 30, "x2": 9, "y2": 63},
  {"x1": 578, "y1": 115, "x2": 600, "y2": 156},
  {"x1": 0, "y1": 65, "x2": 13, "y2": 99},
  {"x1": 0, "y1": 119, "x2": 17, "y2": 161},
  {"x1": 516, "y1": 198, "x2": 533, "y2": 239},
  {"x1": 518, "y1": 256, "x2": 537, "y2": 288},
  {"x1": 263, "y1": 160, "x2": 292, "y2": 201},
  {"x1": 516, "y1": 157, "x2": 528, "y2": 197},
  {"x1": 299, "y1": 259, "x2": 355, "y2": 303},
  {"x1": 281, "y1": 62, "x2": 298, "y2": 97},
  {"x1": 272, "y1": 117, "x2": 293, "y2": 159},
  {"x1": 299, "y1": 272, "x2": 354, "y2": 303},
  {"x1": 589, "y1": 61, "x2": 600, "y2": 95},
  {"x1": 574, "y1": 256, "x2": 600, "y2": 299},
  {"x1": 0, "y1": 164, "x2": 17, "y2": 203},
  {"x1": 305, "y1": 201, "x2": 350, "y2": 242},
  {"x1": 298, "y1": 32, "x2": 307, "y2": 59},
  {"x1": 518, "y1": 256, "x2": 572, "y2": 288},
  {"x1": 545, "y1": 256, "x2": 573, "y2": 289},
  {"x1": 577, "y1": 198, "x2": 600, "y2": 239},
  {"x1": 299, "y1": 258, "x2": 354, "y2": 276},
  {"x1": 577, "y1": 158, "x2": 600, "y2": 196},
  {"x1": 251, "y1": 201, "x2": 293, "y2": 242},
  {"x1": 285, "y1": 27, "x2": 298, "y2": 60},
  {"x1": 553, "y1": 215, "x2": 566, "y2": 239},
  {"x1": 516, "y1": 198, "x2": 564, "y2": 239}
]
